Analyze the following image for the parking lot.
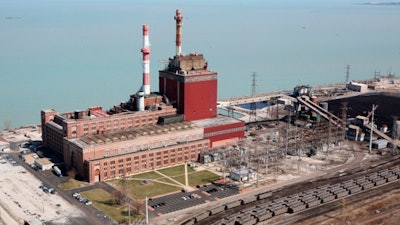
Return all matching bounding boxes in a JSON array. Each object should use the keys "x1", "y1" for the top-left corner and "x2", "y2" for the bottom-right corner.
[
  {"x1": 148, "y1": 183, "x2": 239, "y2": 216},
  {"x1": 0, "y1": 153, "x2": 82, "y2": 225}
]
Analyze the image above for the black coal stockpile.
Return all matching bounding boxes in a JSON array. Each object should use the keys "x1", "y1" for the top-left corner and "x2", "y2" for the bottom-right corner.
[{"x1": 328, "y1": 92, "x2": 400, "y2": 129}]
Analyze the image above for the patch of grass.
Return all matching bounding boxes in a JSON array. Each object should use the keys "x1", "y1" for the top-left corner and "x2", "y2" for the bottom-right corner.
[
  {"x1": 159, "y1": 164, "x2": 187, "y2": 177},
  {"x1": 58, "y1": 178, "x2": 89, "y2": 190},
  {"x1": 188, "y1": 170, "x2": 220, "y2": 187},
  {"x1": 170, "y1": 170, "x2": 220, "y2": 187},
  {"x1": 114, "y1": 179, "x2": 181, "y2": 200},
  {"x1": 158, "y1": 164, "x2": 196, "y2": 185},
  {"x1": 110, "y1": 165, "x2": 220, "y2": 200},
  {"x1": 80, "y1": 188, "x2": 143, "y2": 223},
  {"x1": 126, "y1": 171, "x2": 164, "y2": 180},
  {"x1": 111, "y1": 171, "x2": 182, "y2": 200}
]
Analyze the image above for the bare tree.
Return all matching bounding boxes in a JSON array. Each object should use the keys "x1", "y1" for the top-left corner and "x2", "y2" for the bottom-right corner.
[
  {"x1": 67, "y1": 168, "x2": 77, "y2": 179},
  {"x1": 131, "y1": 199, "x2": 145, "y2": 215},
  {"x1": 112, "y1": 190, "x2": 125, "y2": 205}
]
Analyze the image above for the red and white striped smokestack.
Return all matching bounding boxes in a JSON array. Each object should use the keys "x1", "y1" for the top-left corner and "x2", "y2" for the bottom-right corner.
[
  {"x1": 175, "y1": 9, "x2": 183, "y2": 56},
  {"x1": 141, "y1": 24, "x2": 151, "y2": 95}
]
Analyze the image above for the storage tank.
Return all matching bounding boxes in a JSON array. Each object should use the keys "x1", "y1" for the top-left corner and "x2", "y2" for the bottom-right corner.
[{"x1": 136, "y1": 92, "x2": 145, "y2": 111}]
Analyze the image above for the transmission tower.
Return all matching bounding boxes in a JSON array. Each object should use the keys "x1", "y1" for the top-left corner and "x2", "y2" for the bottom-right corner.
[
  {"x1": 374, "y1": 70, "x2": 381, "y2": 82},
  {"x1": 249, "y1": 72, "x2": 257, "y2": 122},
  {"x1": 345, "y1": 65, "x2": 350, "y2": 83}
]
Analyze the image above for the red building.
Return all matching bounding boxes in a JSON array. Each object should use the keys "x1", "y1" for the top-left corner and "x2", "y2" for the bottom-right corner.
[
  {"x1": 40, "y1": 9, "x2": 245, "y2": 183},
  {"x1": 192, "y1": 116, "x2": 245, "y2": 148},
  {"x1": 65, "y1": 122, "x2": 208, "y2": 183},
  {"x1": 159, "y1": 54, "x2": 217, "y2": 121}
]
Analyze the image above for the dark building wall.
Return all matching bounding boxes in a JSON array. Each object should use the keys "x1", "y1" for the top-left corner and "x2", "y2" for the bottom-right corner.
[
  {"x1": 159, "y1": 70, "x2": 217, "y2": 121},
  {"x1": 159, "y1": 74, "x2": 179, "y2": 109},
  {"x1": 183, "y1": 79, "x2": 217, "y2": 121}
]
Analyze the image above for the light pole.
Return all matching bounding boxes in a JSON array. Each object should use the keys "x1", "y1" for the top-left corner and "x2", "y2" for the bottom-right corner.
[{"x1": 145, "y1": 196, "x2": 149, "y2": 225}]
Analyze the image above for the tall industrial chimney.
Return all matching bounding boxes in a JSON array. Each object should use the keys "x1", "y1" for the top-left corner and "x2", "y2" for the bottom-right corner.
[
  {"x1": 141, "y1": 24, "x2": 151, "y2": 95},
  {"x1": 174, "y1": 9, "x2": 183, "y2": 56}
]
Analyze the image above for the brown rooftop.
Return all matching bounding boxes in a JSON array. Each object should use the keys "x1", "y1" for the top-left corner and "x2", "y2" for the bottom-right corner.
[{"x1": 79, "y1": 122, "x2": 195, "y2": 145}]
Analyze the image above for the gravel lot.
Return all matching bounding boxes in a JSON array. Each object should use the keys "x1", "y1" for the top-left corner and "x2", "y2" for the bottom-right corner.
[{"x1": 0, "y1": 154, "x2": 82, "y2": 225}]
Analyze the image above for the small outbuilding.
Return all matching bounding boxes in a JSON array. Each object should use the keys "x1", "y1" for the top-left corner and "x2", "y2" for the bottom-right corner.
[
  {"x1": 230, "y1": 168, "x2": 256, "y2": 182},
  {"x1": 34, "y1": 158, "x2": 54, "y2": 171},
  {"x1": 346, "y1": 82, "x2": 368, "y2": 92},
  {"x1": 22, "y1": 153, "x2": 39, "y2": 165},
  {"x1": 372, "y1": 139, "x2": 388, "y2": 150}
]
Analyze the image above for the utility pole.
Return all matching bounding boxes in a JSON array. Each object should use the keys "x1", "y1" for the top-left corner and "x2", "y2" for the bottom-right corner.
[
  {"x1": 256, "y1": 148, "x2": 259, "y2": 188},
  {"x1": 145, "y1": 196, "x2": 149, "y2": 225},
  {"x1": 184, "y1": 157, "x2": 189, "y2": 189},
  {"x1": 285, "y1": 110, "x2": 291, "y2": 157},
  {"x1": 369, "y1": 104, "x2": 378, "y2": 153},
  {"x1": 392, "y1": 116, "x2": 398, "y2": 155},
  {"x1": 128, "y1": 203, "x2": 131, "y2": 225},
  {"x1": 266, "y1": 141, "x2": 269, "y2": 176},
  {"x1": 341, "y1": 102, "x2": 348, "y2": 141}
]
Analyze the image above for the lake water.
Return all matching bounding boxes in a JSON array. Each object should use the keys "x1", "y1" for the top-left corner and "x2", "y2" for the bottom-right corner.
[{"x1": 1, "y1": 0, "x2": 399, "y2": 128}]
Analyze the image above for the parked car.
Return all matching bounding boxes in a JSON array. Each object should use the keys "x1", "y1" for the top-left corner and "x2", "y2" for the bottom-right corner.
[{"x1": 85, "y1": 201, "x2": 92, "y2": 206}]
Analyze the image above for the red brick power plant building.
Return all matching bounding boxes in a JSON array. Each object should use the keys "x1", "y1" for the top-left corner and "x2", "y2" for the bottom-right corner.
[
  {"x1": 41, "y1": 10, "x2": 244, "y2": 183},
  {"x1": 159, "y1": 10, "x2": 217, "y2": 121}
]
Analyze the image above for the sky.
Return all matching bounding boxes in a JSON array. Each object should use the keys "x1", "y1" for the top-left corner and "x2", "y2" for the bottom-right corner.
[{"x1": 1, "y1": 0, "x2": 399, "y2": 128}]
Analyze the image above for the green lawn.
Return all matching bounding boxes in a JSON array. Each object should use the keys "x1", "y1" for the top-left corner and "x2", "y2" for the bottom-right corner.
[
  {"x1": 80, "y1": 188, "x2": 143, "y2": 223},
  {"x1": 158, "y1": 164, "x2": 194, "y2": 177},
  {"x1": 125, "y1": 171, "x2": 164, "y2": 180},
  {"x1": 111, "y1": 165, "x2": 220, "y2": 200},
  {"x1": 158, "y1": 164, "x2": 220, "y2": 186},
  {"x1": 58, "y1": 178, "x2": 89, "y2": 190},
  {"x1": 187, "y1": 170, "x2": 220, "y2": 186},
  {"x1": 112, "y1": 171, "x2": 182, "y2": 200},
  {"x1": 120, "y1": 179, "x2": 181, "y2": 199},
  {"x1": 166, "y1": 169, "x2": 220, "y2": 187}
]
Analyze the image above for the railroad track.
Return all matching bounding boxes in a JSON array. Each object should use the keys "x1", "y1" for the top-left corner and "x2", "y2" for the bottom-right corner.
[{"x1": 181, "y1": 155, "x2": 400, "y2": 225}]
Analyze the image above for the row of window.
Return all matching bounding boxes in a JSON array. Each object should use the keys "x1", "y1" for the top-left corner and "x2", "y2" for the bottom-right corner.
[
  {"x1": 95, "y1": 146, "x2": 202, "y2": 180},
  {"x1": 101, "y1": 153, "x2": 196, "y2": 179},
  {"x1": 100, "y1": 135, "x2": 203, "y2": 158},
  {"x1": 45, "y1": 127, "x2": 64, "y2": 154},
  {"x1": 79, "y1": 115, "x2": 158, "y2": 136}
]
